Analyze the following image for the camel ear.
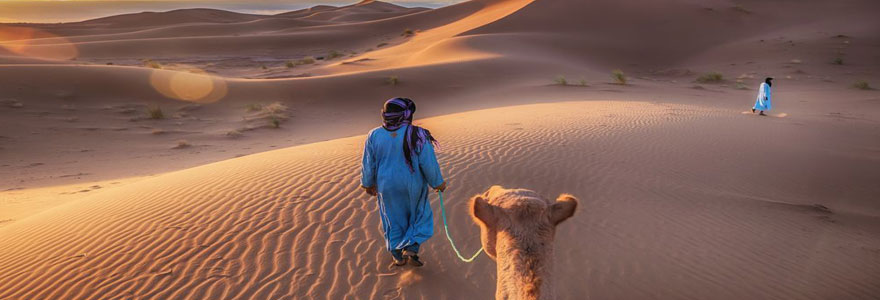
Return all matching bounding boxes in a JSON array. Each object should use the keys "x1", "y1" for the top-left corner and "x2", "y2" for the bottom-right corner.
[
  {"x1": 470, "y1": 194, "x2": 496, "y2": 229},
  {"x1": 550, "y1": 194, "x2": 578, "y2": 225}
]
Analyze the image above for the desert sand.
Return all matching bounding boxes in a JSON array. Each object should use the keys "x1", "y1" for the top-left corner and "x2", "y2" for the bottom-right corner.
[{"x1": 1, "y1": 0, "x2": 879, "y2": 299}]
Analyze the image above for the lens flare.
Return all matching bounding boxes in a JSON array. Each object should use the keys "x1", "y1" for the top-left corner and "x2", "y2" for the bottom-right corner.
[
  {"x1": 149, "y1": 69, "x2": 228, "y2": 103},
  {"x1": 0, "y1": 25, "x2": 78, "y2": 60}
]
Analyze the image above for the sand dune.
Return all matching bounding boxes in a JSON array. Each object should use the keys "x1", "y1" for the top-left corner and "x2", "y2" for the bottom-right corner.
[
  {"x1": 1, "y1": 0, "x2": 879, "y2": 298},
  {"x1": 1, "y1": 102, "x2": 878, "y2": 299}
]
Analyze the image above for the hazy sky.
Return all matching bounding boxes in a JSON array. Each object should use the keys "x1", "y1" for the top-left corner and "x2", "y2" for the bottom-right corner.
[{"x1": 0, "y1": 1, "x2": 466, "y2": 23}]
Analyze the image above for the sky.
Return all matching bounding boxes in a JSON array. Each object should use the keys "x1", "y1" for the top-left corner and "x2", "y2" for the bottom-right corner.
[{"x1": 0, "y1": 0, "x2": 465, "y2": 23}]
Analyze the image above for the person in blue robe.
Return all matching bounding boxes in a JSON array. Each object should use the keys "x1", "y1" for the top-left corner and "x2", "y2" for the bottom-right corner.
[
  {"x1": 361, "y1": 97, "x2": 446, "y2": 268},
  {"x1": 752, "y1": 77, "x2": 773, "y2": 116}
]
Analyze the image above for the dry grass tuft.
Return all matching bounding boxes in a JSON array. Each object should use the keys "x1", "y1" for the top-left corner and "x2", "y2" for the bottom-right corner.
[
  {"x1": 853, "y1": 81, "x2": 871, "y2": 90},
  {"x1": 611, "y1": 70, "x2": 627, "y2": 85},
  {"x1": 147, "y1": 106, "x2": 165, "y2": 119},
  {"x1": 696, "y1": 72, "x2": 724, "y2": 83},
  {"x1": 143, "y1": 59, "x2": 162, "y2": 69},
  {"x1": 173, "y1": 140, "x2": 190, "y2": 149},
  {"x1": 554, "y1": 75, "x2": 568, "y2": 86},
  {"x1": 226, "y1": 129, "x2": 242, "y2": 138},
  {"x1": 387, "y1": 75, "x2": 399, "y2": 86},
  {"x1": 327, "y1": 50, "x2": 343, "y2": 60}
]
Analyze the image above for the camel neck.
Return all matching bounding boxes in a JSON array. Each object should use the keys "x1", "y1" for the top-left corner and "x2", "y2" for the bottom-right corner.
[{"x1": 496, "y1": 242, "x2": 555, "y2": 300}]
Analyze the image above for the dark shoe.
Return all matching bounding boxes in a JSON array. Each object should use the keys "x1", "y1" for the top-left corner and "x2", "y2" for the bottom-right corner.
[
  {"x1": 403, "y1": 250, "x2": 424, "y2": 267},
  {"x1": 389, "y1": 257, "x2": 407, "y2": 269},
  {"x1": 751, "y1": 108, "x2": 756, "y2": 113},
  {"x1": 408, "y1": 255, "x2": 424, "y2": 267},
  {"x1": 759, "y1": 111, "x2": 767, "y2": 116}
]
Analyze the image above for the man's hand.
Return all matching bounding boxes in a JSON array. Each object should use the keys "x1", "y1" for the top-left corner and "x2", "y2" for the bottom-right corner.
[
  {"x1": 434, "y1": 181, "x2": 447, "y2": 193},
  {"x1": 362, "y1": 186, "x2": 377, "y2": 196}
]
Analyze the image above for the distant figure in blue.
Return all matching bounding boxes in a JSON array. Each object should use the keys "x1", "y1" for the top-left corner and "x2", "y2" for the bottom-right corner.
[
  {"x1": 752, "y1": 77, "x2": 773, "y2": 116},
  {"x1": 361, "y1": 97, "x2": 446, "y2": 268}
]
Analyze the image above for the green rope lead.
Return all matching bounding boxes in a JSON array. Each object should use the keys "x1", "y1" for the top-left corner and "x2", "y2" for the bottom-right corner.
[{"x1": 437, "y1": 191, "x2": 483, "y2": 262}]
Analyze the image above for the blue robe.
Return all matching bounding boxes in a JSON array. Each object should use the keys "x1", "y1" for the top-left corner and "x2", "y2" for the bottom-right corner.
[
  {"x1": 754, "y1": 82, "x2": 772, "y2": 111},
  {"x1": 361, "y1": 125, "x2": 444, "y2": 253}
]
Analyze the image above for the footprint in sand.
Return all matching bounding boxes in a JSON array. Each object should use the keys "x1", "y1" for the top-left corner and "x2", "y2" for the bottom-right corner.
[{"x1": 741, "y1": 111, "x2": 787, "y2": 118}]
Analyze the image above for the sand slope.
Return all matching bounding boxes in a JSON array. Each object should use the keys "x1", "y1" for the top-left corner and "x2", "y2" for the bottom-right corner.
[
  {"x1": 1, "y1": 101, "x2": 879, "y2": 299},
  {"x1": 1, "y1": 0, "x2": 880, "y2": 298}
]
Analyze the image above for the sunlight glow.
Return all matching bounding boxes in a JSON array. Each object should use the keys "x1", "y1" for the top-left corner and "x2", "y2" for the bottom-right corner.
[
  {"x1": 0, "y1": 25, "x2": 78, "y2": 60},
  {"x1": 149, "y1": 69, "x2": 228, "y2": 103}
]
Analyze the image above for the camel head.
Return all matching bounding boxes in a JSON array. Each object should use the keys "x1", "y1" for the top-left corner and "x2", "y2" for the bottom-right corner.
[
  {"x1": 469, "y1": 185, "x2": 578, "y2": 260},
  {"x1": 469, "y1": 186, "x2": 577, "y2": 299}
]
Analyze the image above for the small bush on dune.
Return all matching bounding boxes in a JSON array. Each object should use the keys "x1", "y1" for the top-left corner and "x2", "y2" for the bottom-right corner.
[
  {"x1": 147, "y1": 106, "x2": 164, "y2": 119},
  {"x1": 832, "y1": 57, "x2": 844, "y2": 65},
  {"x1": 853, "y1": 81, "x2": 871, "y2": 90},
  {"x1": 263, "y1": 102, "x2": 287, "y2": 114},
  {"x1": 402, "y1": 29, "x2": 415, "y2": 37},
  {"x1": 554, "y1": 75, "x2": 568, "y2": 86},
  {"x1": 327, "y1": 50, "x2": 343, "y2": 60},
  {"x1": 296, "y1": 57, "x2": 316, "y2": 65},
  {"x1": 696, "y1": 72, "x2": 724, "y2": 83},
  {"x1": 270, "y1": 117, "x2": 281, "y2": 128},
  {"x1": 226, "y1": 129, "x2": 242, "y2": 137},
  {"x1": 143, "y1": 60, "x2": 162, "y2": 69},
  {"x1": 261, "y1": 65, "x2": 268, "y2": 70},
  {"x1": 731, "y1": 4, "x2": 751, "y2": 14},
  {"x1": 734, "y1": 81, "x2": 748, "y2": 90},
  {"x1": 387, "y1": 75, "x2": 399, "y2": 86},
  {"x1": 173, "y1": 140, "x2": 190, "y2": 149},
  {"x1": 377, "y1": 42, "x2": 388, "y2": 48},
  {"x1": 245, "y1": 103, "x2": 262, "y2": 112},
  {"x1": 579, "y1": 79, "x2": 588, "y2": 86},
  {"x1": 286, "y1": 61, "x2": 295, "y2": 68},
  {"x1": 611, "y1": 69, "x2": 627, "y2": 85}
]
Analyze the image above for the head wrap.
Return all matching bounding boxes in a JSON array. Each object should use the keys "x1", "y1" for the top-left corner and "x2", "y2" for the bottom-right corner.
[
  {"x1": 381, "y1": 98, "x2": 437, "y2": 172},
  {"x1": 765, "y1": 77, "x2": 773, "y2": 87}
]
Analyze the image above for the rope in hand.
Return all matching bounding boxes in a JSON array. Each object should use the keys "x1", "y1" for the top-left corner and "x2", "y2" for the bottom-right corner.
[{"x1": 437, "y1": 190, "x2": 483, "y2": 262}]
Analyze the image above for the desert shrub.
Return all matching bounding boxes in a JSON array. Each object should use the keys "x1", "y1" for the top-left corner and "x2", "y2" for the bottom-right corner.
[
  {"x1": 387, "y1": 75, "x2": 399, "y2": 86},
  {"x1": 263, "y1": 102, "x2": 287, "y2": 114},
  {"x1": 245, "y1": 103, "x2": 262, "y2": 112},
  {"x1": 377, "y1": 42, "x2": 388, "y2": 48},
  {"x1": 579, "y1": 79, "x2": 588, "y2": 86},
  {"x1": 296, "y1": 57, "x2": 316, "y2": 65},
  {"x1": 734, "y1": 82, "x2": 748, "y2": 90},
  {"x1": 226, "y1": 129, "x2": 242, "y2": 137},
  {"x1": 732, "y1": 4, "x2": 751, "y2": 14},
  {"x1": 261, "y1": 65, "x2": 268, "y2": 70},
  {"x1": 696, "y1": 72, "x2": 724, "y2": 83},
  {"x1": 853, "y1": 81, "x2": 871, "y2": 90},
  {"x1": 832, "y1": 57, "x2": 844, "y2": 65},
  {"x1": 174, "y1": 140, "x2": 190, "y2": 149},
  {"x1": 327, "y1": 50, "x2": 343, "y2": 60},
  {"x1": 402, "y1": 29, "x2": 415, "y2": 37},
  {"x1": 611, "y1": 69, "x2": 627, "y2": 85},
  {"x1": 270, "y1": 117, "x2": 281, "y2": 128},
  {"x1": 144, "y1": 60, "x2": 162, "y2": 69},
  {"x1": 554, "y1": 75, "x2": 568, "y2": 86},
  {"x1": 147, "y1": 106, "x2": 164, "y2": 119}
]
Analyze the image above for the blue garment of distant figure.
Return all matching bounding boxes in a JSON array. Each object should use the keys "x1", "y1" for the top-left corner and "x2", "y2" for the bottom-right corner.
[
  {"x1": 361, "y1": 125, "x2": 444, "y2": 253},
  {"x1": 754, "y1": 82, "x2": 772, "y2": 111}
]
